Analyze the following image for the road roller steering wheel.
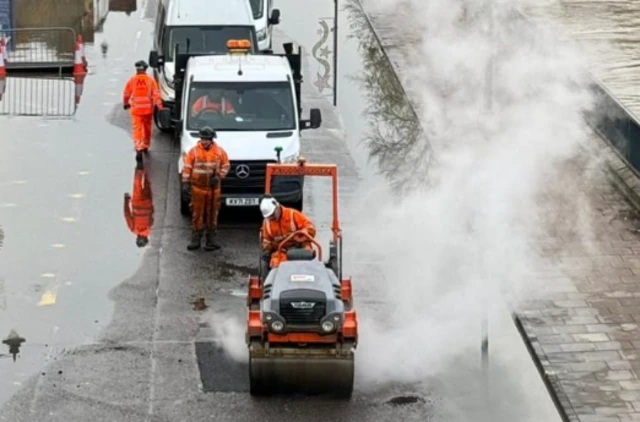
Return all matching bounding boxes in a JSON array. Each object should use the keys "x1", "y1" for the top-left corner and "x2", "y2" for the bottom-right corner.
[
  {"x1": 195, "y1": 108, "x2": 222, "y2": 119},
  {"x1": 276, "y1": 230, "x2": 322, "y2": 261}
]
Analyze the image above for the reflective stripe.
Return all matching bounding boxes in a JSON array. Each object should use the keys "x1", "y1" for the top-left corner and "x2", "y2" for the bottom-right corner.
[{"x1": 265, "y1": 222, "x2": 271, "y2": 236}]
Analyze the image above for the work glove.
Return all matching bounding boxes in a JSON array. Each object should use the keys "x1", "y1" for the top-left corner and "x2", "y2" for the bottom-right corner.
[
  {"x1": 124, "y1": 193, "x2": 131, "y2": 200},
  {"x1": 123, "y1": 103, "x2": 130, "y2": 110},
  {"x1": 210, "y1": 176, "x2": 220, "y2": 187}
]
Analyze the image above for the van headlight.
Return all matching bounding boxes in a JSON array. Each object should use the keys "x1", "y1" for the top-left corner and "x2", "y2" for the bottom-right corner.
[
  {"x1": 282, "y1": 153, "x2": 298, "y2": 163},
  {"x1": 257, "y1": 28, "x2": 267, "y2": 41}
]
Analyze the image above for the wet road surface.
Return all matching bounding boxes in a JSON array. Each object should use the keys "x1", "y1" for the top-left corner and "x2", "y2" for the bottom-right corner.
[{"x1": 0, "y1": 0, "x2": 562, "y2": 420}]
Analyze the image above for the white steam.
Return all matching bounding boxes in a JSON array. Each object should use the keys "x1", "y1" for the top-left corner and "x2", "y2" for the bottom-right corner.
[
  {"x1": 350, "y1": 0, "x2": 599, "y2": 387},
  {"x1": 208, "y1": 310, "x2": 248, "y2": 363}
]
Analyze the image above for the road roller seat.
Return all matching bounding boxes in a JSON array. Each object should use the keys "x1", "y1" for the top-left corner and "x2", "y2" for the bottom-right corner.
[{"x1": 286, "y1": 248, "x2": 316, "y2": 261}]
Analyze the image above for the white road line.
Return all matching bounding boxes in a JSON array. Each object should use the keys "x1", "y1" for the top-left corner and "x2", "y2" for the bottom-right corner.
[{"x1": 133, "y1": 31, "x2": 142, "y2": 53}]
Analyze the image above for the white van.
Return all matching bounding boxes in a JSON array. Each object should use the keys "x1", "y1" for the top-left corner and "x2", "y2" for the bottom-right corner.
[
  {"x1": 155, "y1": 41, "x2": 322, "y2": 215},
  {"x1": 149, "y1": 0, "x2": 259, "y2": 133},
  {"x1": 248, "y1": 0, "x2": 280, "y2": 51}
]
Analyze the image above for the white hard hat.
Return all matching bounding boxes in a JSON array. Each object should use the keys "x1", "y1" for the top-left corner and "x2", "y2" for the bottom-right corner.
[{"x1": 260, "y1": 197, "x2": 278, "y2": 218}]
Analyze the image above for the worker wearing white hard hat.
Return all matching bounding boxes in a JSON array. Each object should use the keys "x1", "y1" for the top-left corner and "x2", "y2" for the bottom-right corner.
[{"x1": 259, "y1": 196, "x2": 316, "y2": 278}]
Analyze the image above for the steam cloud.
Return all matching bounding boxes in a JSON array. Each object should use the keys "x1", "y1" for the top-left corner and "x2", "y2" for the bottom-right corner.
[{"x1": 350, "y1": 0, "x2": 599, "y2": 391}]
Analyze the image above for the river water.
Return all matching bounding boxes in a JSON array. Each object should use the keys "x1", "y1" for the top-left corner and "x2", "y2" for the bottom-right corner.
[{"x1": 524, "y1": 0, "x2": 640, "y2": 117}]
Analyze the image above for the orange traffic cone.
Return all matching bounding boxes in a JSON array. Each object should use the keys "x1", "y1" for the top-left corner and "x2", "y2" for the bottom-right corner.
[
  {"x1": 73, "y1": 35, "x2": 88, "y2": 105},
  {"x1": 0, "y1": 38, "x2": 7, "y2": 63},
  {"x1": 0, "y1": 42, "x2": 6, "y2": 102}
]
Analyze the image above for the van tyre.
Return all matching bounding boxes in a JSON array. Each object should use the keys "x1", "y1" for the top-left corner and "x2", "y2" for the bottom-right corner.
[{"x1": 153, "y1": 107, "x2": 172, "y2": 134}]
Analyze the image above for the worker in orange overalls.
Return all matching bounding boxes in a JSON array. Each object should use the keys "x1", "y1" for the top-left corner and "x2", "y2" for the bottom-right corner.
[
  {"x1": 190, "y1": 91, "x2": 236, "y2": 117},
  {"x1": 182, "y1": 126, "x2": 230, "y2": 251},
  {"x1": 259, "y1": 196, "x2": 316, "y2": 276},
  {"x1": 123, "y1": 60, "x2": 163, "y2": 162},
  {"x1": 124, "y1": 161, "x2": 154, "y2": 247}
]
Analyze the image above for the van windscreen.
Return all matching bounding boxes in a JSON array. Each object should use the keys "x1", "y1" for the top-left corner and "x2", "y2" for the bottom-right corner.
[
  {"x1": 164, "y1": 26, "x2": 256, "y2": 60},
  {"x1": 249, "y1": 0, "x2": 264, "y2": 19},
  {"x1": 186, "y1": 81, "x2": 296, "y2": 132}
]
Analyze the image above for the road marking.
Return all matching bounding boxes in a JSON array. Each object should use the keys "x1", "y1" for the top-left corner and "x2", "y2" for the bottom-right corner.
[
  {"x1": 40, "y1": 273, "x2": 55, "y2": 278},
  {"x1": 77, "y1": 171, "x2": 91, "y2": 176},
  {"x1": 69, "y1": 193, "x2": 85, "y2": 199},
  {"x1": 1, "y1": 203, "x2": 17, "y2": 208},
  {"x1": 134, "y1": 31, "x2": 142, "y2": 52},
  {"x1": 51, "y1": 244, "x2": 65, "y2": 248},
  {"x1": 60, "y1": 217, "x2": 76, "y2": 223},
  {"x1": 37, "y1": 289, "x2": 57, "y2": 306}
]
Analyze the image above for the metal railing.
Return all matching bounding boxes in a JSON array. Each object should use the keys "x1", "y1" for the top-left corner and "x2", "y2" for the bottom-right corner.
[
  {"x1": 0, "y1": 77, "x2": 76, "y2": 117},
  {"x1": 1, "y1": 27, "x2": 77, "y2": 75}
]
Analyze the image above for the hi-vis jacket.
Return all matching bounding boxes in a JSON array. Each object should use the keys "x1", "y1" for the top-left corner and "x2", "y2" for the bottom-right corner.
[
  {"x1": 123, "y1": 74, "x2": 162, "y2": 116},
  {"x1": 261, "y1": 206, "x2": 316, "y2": 252}
]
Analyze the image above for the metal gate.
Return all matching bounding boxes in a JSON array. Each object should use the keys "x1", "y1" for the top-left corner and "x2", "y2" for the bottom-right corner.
[
  {"x1": 0, "y1": 27, "x2": 87, "y2": 117},
  {"x1": 0, "y1": 76, "x2": 76, "y2": 116}
]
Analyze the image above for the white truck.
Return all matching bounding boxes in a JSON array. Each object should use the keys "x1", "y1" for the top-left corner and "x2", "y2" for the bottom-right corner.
[{"x1": 154, "y1": 40, "x2": 321, "y2": 215}]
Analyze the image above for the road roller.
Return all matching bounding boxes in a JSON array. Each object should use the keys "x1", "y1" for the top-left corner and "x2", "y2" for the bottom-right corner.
[{"x1": 245, "y1": 159, "x2": 358, "y2": 398}]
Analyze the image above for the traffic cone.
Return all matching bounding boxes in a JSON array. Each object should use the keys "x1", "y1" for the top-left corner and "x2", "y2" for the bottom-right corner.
[
  {"x1": 73, "y1": 35, "x2": 87, "y2": 105},
  {"x1": 0, "y1": 42, "x2": 6, "y2": 102},
  {"x1": 0, "y1": 38, "x2": 7, "y2": 64}
]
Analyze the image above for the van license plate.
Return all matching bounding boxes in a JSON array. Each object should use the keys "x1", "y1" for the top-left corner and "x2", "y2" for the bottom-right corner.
[{"x1": 226, "y1": 198, "x2": 259, "y2": 206}]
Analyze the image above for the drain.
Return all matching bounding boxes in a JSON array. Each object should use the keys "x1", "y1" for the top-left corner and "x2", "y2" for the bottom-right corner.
[{"x1": 386, "y1": 395, "x2": 424, "y2": 406}]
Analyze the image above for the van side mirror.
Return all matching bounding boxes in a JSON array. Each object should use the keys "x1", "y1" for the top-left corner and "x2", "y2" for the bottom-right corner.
[
  {"x1": 269, "y1": 9, "x2": 280, "y2": 25},
  {"x1": 301, "y1": 108, "x2": 322, "y2": 130},
  {"x1": 149, "y1": 50, "x2": 161, "y2": 68},
  {"x1": 309, "y1": 108, "x2": 321, "y2": 128}
]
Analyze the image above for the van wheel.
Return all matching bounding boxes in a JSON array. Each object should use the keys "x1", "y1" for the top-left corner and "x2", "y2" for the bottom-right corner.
[{"x1": 154, "y1": 107, "x2": 172, "y2": 134}]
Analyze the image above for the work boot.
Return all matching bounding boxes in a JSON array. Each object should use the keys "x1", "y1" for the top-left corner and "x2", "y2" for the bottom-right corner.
[
  {"x1": 135, "y1": 151, "x2": 143, "y2": 163},
  {"x1": 187, "y1": 230, "x2": 202, "y2": 251},
  {"x1": 204, "y1": 230, "x2": 221, "y2": 251}
]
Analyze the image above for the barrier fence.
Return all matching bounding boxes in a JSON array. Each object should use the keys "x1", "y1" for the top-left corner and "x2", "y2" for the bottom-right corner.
[
  {"x1": 0, "y1": 26, "x2": 87, "y2": 116},
  {"x1": 0, "y1": 77, "x2": 76, "y2": 116},
  {"x1": 1, "y1": 27, "x2": 77, "y2": 74}
]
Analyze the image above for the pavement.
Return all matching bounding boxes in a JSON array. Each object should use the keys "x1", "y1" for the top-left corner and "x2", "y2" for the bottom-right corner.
[
  {"x1": 0, "y1": 0, "x2": 564, "y2": 420},
  {"x1": 358, "y1": 0, "x2": 640, "y2": 421}
]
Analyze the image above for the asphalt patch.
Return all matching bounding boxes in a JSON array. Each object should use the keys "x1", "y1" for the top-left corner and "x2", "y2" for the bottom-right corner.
[{"x1": 195, "y1": 341, "x2": 249, "y2": 392}]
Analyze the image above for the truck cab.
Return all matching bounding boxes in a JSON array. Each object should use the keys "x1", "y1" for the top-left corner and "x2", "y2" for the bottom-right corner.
[
  {"x1": 149, "y1": 0, "x2": 259, "y2": 133},
  {"x1": 157, "y1": 40, "x2": 321, "y2": 215}
]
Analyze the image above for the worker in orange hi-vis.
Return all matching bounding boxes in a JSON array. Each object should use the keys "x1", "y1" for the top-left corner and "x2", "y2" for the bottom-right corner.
[
  {"x1": 124, "y1": 160, "x2": 154, "y2": 248},
  {"x1": 123, "y1": 60, "x2": 163, "y2": 162},
  {"x1": 182, "y1": 126, "x2": 231, "y2": 251},
  {"x1": 259, "y1": 196, "x2": 317, "y2": 276}
]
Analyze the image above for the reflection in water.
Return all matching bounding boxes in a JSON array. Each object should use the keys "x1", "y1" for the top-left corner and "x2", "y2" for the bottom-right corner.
[
  {"x1": 123, "y1": 162, "x2": 154, "y2": 248},
  {"x1": 344, "y1": 0, "x2": 431, "y2": 194},
  {"x1": 109, "y1": 0, "x2": 137, "y2": 16},
  {"x1": 2, "y1": 330, "x2": 25, "y2": 362},
  {"x1": 525, "y1": 1, "x2": 640, "y2": 115}
]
